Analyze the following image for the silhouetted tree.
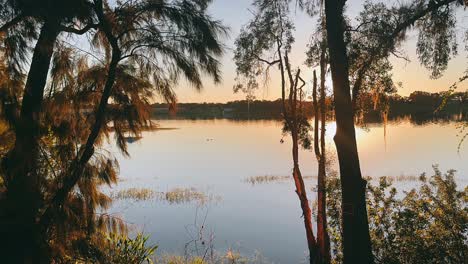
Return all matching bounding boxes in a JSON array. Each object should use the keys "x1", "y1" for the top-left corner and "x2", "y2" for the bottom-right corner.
[
  {"x1": 0, "y1": 0, "x2": 226, "y2": 262},
  {"x1": 0, "y1": 1, "x2": 99, "y2": 261},
  {"x1": 321, "y1": 0, "x2": 467, "y2": 263},
  {"x1": 234, "y1": 0, "x2": 319, "y2": 262},
  {"x1": 324, "y1": 1, "x2": 374, "y2": 263}
]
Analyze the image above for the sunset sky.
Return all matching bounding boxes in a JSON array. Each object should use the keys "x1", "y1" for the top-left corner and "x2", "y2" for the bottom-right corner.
[{"x1": 171, "y1": 0, "x2": 468, "y2": 103}]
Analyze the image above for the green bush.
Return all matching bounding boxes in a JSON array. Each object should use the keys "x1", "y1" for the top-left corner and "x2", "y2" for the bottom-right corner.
[
  {"x1": 327, "y1": 167, "x2": 467, "y2": 264},
  {"x1": 101, "y1": 233, "x2": 158, "y2": 264}
]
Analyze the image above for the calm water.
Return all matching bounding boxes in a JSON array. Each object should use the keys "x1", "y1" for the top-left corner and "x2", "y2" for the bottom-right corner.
[{"x1": 105, "y1": 118, "x2": 468, "y2": 263}]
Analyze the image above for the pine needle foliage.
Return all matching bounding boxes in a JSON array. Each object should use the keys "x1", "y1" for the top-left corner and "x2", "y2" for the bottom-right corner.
[{"x1": 0, "y1": 0, "x2": 226, "y2": 262}]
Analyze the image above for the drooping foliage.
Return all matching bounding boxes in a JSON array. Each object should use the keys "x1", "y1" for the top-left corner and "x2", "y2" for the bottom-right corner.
[
  {"x1": 234, "y1": 0, "x2": 294, "y2": 94},
  {"x1": 303, "y1": 0, "x2": 466, "y2": 119},
  {"x1": 234, "y1": 0, "x2": 311, "y2": 147},
  {"x1": 0, "y1": 0, "x2": 226, "y2": 261},
  {"x1": 345, "y1": 0, "x2": 466, "y2": 112}
]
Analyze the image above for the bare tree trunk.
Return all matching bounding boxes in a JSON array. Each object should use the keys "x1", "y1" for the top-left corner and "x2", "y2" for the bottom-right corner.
[
  {"x1": 1, "y1": 18, "x2": 60, "y2": 263},
  {"x1": 319, "y1": 56, "x2": 331, "y2": 264},
  {"x1": 292, "y1": 129, "x2": 318, "y2": 264},
  {"x1": 291, "y1": 70, "x2": 317, "y2": 264},
  {"x1": 278, "y1": 48, "x2": 318, "y2": 262},
  {"x1": 316, "y1": 14, "x2": 332, "y2": 263},
  {"x1": 324, "y1": 1, "x2": 374, "y2": 263},
  {"x1": 313, "y1": 69, "x2": 331, "y2": 264}
]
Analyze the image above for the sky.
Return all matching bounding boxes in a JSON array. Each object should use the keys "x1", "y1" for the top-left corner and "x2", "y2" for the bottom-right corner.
[{"x1": 169, "y1": 0, "x2": 468, "y2": 103}]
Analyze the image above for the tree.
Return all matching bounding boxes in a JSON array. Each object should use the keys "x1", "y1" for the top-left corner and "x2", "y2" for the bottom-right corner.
[
  {"x1": 0, "y1": 0, "x2": 226, "y2": 262},
  {"x1": 320, "y1": 0, "x2": 467, "y2": 262},
  {"x1": 0, "y1": 1, "x2": 99, "y2": 261},
  {"x1": 323, "y1": 1, "x2": 374, "y2": 263},
  {"x1": 306, "y1": 11, "x2": 331, "y2": 263},
  {"x1": 234, "y1": 0, "x2": 319, "y2": 262},
  {"x1": 233, "y1": 81, "x2": 257, "y2": 118},
  {"x1": 347, "y1": 0, "x2": 468, "y2": 122}
]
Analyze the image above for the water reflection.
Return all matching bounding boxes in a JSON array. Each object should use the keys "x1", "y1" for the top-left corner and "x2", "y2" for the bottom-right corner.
[{"x1": 106, "y1": 118, "x2": 467, "y2": 263}]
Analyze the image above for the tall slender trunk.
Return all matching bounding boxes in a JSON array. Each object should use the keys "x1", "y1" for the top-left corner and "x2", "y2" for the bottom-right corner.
[
  {"x1": 324, "y1": 1, "x2": 373, "y2": 263},
  {"x1": 291, "y1": 70, "x2": 317, "y2": 264},
  {"x1": 292, "y1": 129, "x2": 318, "y2": 264},
  {"x1": 319, "y1": 37, "x2": 331, "y2": 264},
  {"x1": 313, "y1": 69, "x2": 331, "y2": 264},
  {"x1": 279, "y1": 50, "x2": 317, "y2": 262},
  {"x1": 1, "y1": 18, "x2": 60, "y2": 263}
]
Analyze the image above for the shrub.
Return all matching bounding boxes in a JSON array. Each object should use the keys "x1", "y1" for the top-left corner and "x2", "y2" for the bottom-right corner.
[
  {"x1": 100, "y1": 233, "x2": 158, "y2": 264},
  {"x1": 327, "y1": 166, "x2": 467, "y2": 264}
]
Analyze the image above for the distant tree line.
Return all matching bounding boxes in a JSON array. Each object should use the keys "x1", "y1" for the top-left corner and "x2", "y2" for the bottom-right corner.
[{"x1": 151, "y1": 90, "x2": 468, "y2": 120}]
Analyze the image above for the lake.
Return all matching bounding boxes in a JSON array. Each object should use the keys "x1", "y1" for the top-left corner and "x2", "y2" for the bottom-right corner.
[{"x1": 105, "y1": 117, "x2": 468, "y2": 263}]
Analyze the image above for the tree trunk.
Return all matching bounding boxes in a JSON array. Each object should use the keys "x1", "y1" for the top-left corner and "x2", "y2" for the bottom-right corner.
[
  {"x1": 319, "y1": 54, "x2": 331, "y2": 264},
  {"x1": 316, "y1": 147, "x2": 328, "y2": 263},
  {"x1": 292, "y1": 130, "x2": 318, "y2": 264},
  {"x1": 324, "y1": 1, "x2": 374, "y2": 263},
  {"x1": 1, "y1": 19, "x2": 60, "y2": 263},
  {"x1": 40, "y1": 0, "x2": 122, "y2": 232},
  {"x1": 280, "y1": 59, "x2": 318, "y2": 263},
  {"x1": 291, "y1": 70, "x2": 318, "y2": 264},
  {"x1": 313, "y1": 69, "x2": 331, "y2": 264}
]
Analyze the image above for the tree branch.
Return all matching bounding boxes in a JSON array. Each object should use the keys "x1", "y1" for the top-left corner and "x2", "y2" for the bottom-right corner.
[
  {"x1": 352, "y1": 0, "x2": 458, "y2": 111},
  {"x1": 312, "y1": 70, "x2": 321, "y2": 159},
  {"x1": 60, "y1": 23, "x2": 99, "y2": 35},
  {"x1": 253, "y1": 54, "x2": 280, "y2": 66}
]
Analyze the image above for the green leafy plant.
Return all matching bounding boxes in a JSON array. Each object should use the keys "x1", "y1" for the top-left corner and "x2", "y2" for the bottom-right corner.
[
  {"x1": 327, "y1": 166, "x2": 467, "y2": 264},
  {"x1": 102, "y1": 233, "x2": 158, "y2": 264}
]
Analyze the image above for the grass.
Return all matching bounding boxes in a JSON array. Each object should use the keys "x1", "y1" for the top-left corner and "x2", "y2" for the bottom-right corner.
[
  {"x1": 111, "y1": 187, "x2": 221, "y2": 205},
  {"x1": 111, "y1": 188, "x2": 156, "y2": 201},
  {"x1": 164, "y1": 188, "x2": 221, "y2": 205},
  {"x1": 245, "y1": 174, "x2": 422, "y2": 185},
  {"x1": 244, "y1": 175, "x2": 314, "y2": 185},
  {"x1": 111, "y1": 174, "x2": 421, "y2": 203},
  {"x1": 154, "y1": 250, "x2": 269, "y2": 264}
]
